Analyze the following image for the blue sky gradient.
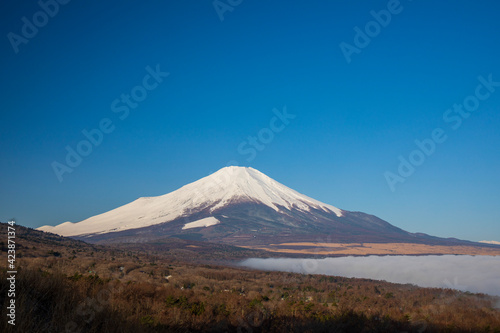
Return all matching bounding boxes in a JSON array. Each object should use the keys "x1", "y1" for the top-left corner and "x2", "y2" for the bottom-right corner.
[{"x1": 1, "y1": 0, "x2": 499, "y2": 242}]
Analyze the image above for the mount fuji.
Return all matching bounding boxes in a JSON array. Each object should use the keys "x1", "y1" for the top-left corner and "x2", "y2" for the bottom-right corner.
[{"x1": 38, "y1": 167, "x2": 484, "y2": 248}]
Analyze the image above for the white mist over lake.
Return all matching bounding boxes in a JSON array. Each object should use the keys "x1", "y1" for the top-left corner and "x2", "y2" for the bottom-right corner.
[{"x1": 240, "y1": 255, "x2": 500, "y2": 296}]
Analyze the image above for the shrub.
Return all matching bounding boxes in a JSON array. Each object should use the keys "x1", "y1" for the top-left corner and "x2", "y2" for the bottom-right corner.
[
  {"x1": 189, "y1": 301, "x2": 205, "y2": 316},
  {"x1": 140, "y1": 315, "x2": 154, "y2": 326},
  {"x1": 165, "y1": 295, "x2": 189, "y2": 309},
  {"x1": 67, "y1": 272, "x2": 83, "y2": 281},
  {"x1": 248, "y1": 298, "x2": 263, "y2": 309},
  {"x1": 47, "y1": 250, "x2": 61, "y2": 257}
]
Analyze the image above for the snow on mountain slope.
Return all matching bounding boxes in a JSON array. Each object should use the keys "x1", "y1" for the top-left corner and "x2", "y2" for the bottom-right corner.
[
  {"x1": 480, "y1": 240, "x2": 500, "y2": 245},
  {"x1": 182, "y1": 217, "x2": 220, "y2": 230},
  {"x1": 38, "y1": 166, "x2": 343, "y2": 237}
]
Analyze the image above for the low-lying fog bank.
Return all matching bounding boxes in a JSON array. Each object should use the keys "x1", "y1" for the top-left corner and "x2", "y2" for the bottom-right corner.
[{"x1": 240, "y1": 255, "x2": 500, "y2": 297}]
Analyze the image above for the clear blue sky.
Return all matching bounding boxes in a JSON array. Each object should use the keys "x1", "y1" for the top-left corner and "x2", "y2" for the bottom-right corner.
[{"x1": 1, "y1": 0, "x2": 499, "y2": 242}]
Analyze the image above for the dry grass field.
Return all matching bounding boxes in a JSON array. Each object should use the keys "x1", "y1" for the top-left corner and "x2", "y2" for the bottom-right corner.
[
  {"x1": 243, "y1": 242, "x2": 500, "y2": 256},
  {"x1": 2, "y1": 223, "x2": 500, "y2": 332}
]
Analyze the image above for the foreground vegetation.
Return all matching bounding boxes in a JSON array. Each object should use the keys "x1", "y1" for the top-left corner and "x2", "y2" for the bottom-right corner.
[{"x1": 1, "y1": 223, "x2": 500, "y2": 332}]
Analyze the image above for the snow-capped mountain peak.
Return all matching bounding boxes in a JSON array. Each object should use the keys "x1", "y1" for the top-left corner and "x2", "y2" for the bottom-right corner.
[
  {"x1": 38, "y1": 166, "x2": 343, "y2": 237},
  {"x1": 189, "y1": 166, "x2": 342, "y2": 215}
]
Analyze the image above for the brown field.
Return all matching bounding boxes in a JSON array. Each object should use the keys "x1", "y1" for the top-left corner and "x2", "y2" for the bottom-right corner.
[
  {"x1": 2, "y1": 223, "x2": 500, "y2": 332},
  {"x1": 243, "y1": 242, "x2": 500, "y2": 256}
]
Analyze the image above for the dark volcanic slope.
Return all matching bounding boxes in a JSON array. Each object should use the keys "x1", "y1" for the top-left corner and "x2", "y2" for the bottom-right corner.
[{"x1": 76, "y1": 202, "x2": 494, "y2": 250}]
